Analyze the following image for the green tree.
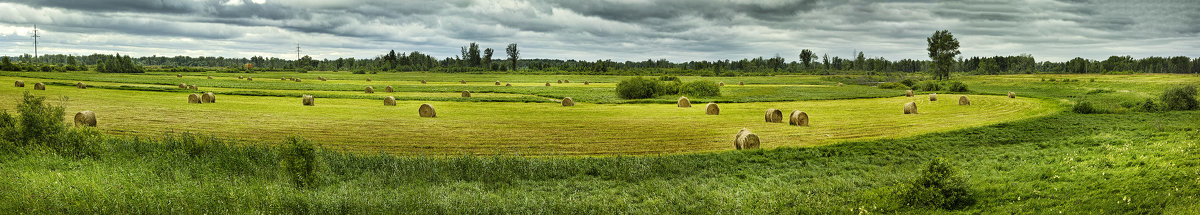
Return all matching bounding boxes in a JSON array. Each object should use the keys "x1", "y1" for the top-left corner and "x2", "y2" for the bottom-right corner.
[
  {"x1": 855, "y1": 51, "x2": 865, "y2": 70},
  {"x1": 798, "y1": 49, "x2": 815, "y2": 69},
  {"x1": 927, "y1": 30, "x2": 961, "y2": 80},
  {"x1": 0, "y1": 56, "x2": 13, "y2": 71},
  {"x1": 467, "y1": 42, "x2": 481, "y2": 67},
  {"x1": 822, "y1": 54, "x2": 829, "y2": 70},
  {"x1": 482, "y1": 48, "x2": 494, "y2": 69},
  {"x1": 506, "y1": 43, "x2": 519, "y2": 70},
  {"x1": 978, "y1": 58, "x2": 1000, "y2": 75}
]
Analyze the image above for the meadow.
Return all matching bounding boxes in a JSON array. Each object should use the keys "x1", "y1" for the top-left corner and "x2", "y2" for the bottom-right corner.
[{"x1": 0, "y1": 71, "x2": 1198, "y2": 213}]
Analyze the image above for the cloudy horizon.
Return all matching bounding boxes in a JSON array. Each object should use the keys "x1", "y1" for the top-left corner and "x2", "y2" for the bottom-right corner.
[{"x1": 0, "y1": 0, "x2": 1197, "y2": 63}]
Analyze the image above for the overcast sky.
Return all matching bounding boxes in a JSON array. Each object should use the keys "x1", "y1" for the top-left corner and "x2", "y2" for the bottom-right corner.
[{"x1": 0, "y1": 0, "x2": 1197, "y2": 62}]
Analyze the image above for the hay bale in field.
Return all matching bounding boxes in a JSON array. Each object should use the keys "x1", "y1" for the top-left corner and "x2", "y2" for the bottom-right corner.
[
  {"x1": 561, "y1": 97, "x2": 575, "y2": 106},
  {"x1": 246, "y1": 77, "x2": 253, "y2": 81},
  {"x1": 419, "y1": 104, "x2": 436, "y2": 117},
  {"x1": 176, "y1": 74, "x2": 182, "y2": 78},
  {"x1": 281, "y1": 77, "x2": 287, "y2": 81},
  {"x1": 1008, "y1": 91, "x2": 1016, "y2": 98},
  {"x1": 789, "y1": 110, "x2": 809, "y2": 126},
  {"x1": 460, "y1": 80, "x2": 467, "y2": 84},
  {"x1": 366, "y1": 78, "x2": 372, "y2": 82},
  {"x1": 584, "y1": 81, "x2": 589, "y2": 85},
  {"x1": 202, "y1": 92, "x2": 216, "y2": 103},
  {"x1": 188, "y1": 85, "x2": 197, "y2": 90},
  {"x1": 505, "y1": 83, "x2": 512, "y2": 87},
  {"x1": 677, "y1": 96, "x2": 691, "y2": 107},
  {"x1": 838, "y1": 82, "x2": 844, "y2": 87},
  {"x1": 34, "y1": 82, "x2": 45, "y2": 90},
  {"x1": 385, "y1": 86, "x2": 394, "y2": 92},
  {"x1": 295, "y1": 78, "x2": 302, "y2": 82},
  {"x1": 705, "y1": 103, "x2": 720, "y2": 115},
  {"x1": 906, "y1": 90, "x2": 914, "y2": 97},
  {"x1": 207, "y1": 76, "x2": 213, "y2": 79},
  {"x1": 719, "y1": 82, "x2": 725, "y2": 86},
  {"x1": 545, "y1": 82, "x2": 551, "y2": 86},
  {"x1": 958, "y1": 96, "x2": 970, "y2": 105},
  {"x1": 384, "y1": 96, "x2": 396, "y2": 106},
  {"x1": 318, "y1": 76, "x2": 327, "y2": 81},
  {"x1": 188, "y1": 93, "x2": 202, "y2": 104},
  {"x1": 929, "y1": 93, "x2": 938, "y2": 101},
  {"x1": 421, "y1": 80, "x2": 427, "y2": 84},
  {"x1": 904, "y1": 102, "x2": 918, "y2": 114},
  {"x1": 302, "y1": 95, "x2": 314, "y2": 106},
  {"x1": 76, "y1": 82, "x2": 86, "y2": 89},
  {"x1": 178, "y1": 83, "x2": 187, "y2": 89},
  {"x1": 461, "y1": 90, "x2": 471, "y2": 97},
  {"x1": 495, "y1": 81, "x2": 501, "y2": 85},
  {"x1": 557, "y1": 80, "x2": 563, "y2": 84},
  {"x1": 564, "y1": 79, "x2": 570, "y2": 83},
  {"x1": 734, "y1": 128, "x2": 760, "y2": 150},
  {"x1": 74, "y1": 111, "x2": 96, "y2": 127},
  {"x1": 739, "y1": 81, "x2": 744, "y2": 86},
  {"x1": 764, "y1": 108, "x2": 783, "y2": 123},
  {"x1": 365, "y1": 86, "x2": 375, "y2": 93},
  {"x1": 15, "y1": 80, "x2": 24, "y2": 87},
  {"x1": 238, "y1": 76, "x2": 244, "y2": 79}
]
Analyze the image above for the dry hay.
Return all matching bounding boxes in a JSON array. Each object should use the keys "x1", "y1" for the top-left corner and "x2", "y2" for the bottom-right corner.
[
  {"x1": 561, "y1": 97, "x2": 575, "y2": 106},
  {"x1": 838, "y1": 83, "x2": 844, "y2": 87},
  {"x1": 929, "y1": 93, "x2": 938, "y2": 101},
  {"x1": 366, "y1": 78, "x2": 372, "y2": 82},
  {"x1": 958, "y1": 96, "x2": 971, "y2": 105},
  {"x1": 318, "y1": 76, "x2": 327, "y2": 81},
  {"x1": 719, "y1": 82, "x2": 725, "y2": 86},
  {"x1": 34, "y1": 82, "x2": 45, "y2": 90},
  {"x1": 76, "y1": 82, "x2": 86, "y2": 89},
  {"x1": 734, "y1": 128, "x2": 760, "y2": 150},
  {"x1": 176, "y1": 74, "x2": 182, "y2": 78},
  {"x1": 246, "y1": 77, "x2": 253, "y2": 81},
  {"x1": 74, "y1": 111, "x2": 96, "y2": 127},
  {"x1": 789, "y1": 110, "x2": 809, "y2": 126},
  {"x1": 461, "y1": 90, "x2": 472, "y2": 97},
  {"x1": 384, "y1": 86, "x2": 394, "y2": 92},
  {"x1": 238, "y1": 76, "x2": 244, "y2": 79},
  {"x1": 178, "y1": 83, "x2": 187, "y2": 89},
  {"x1": 202, "y1": 92, "x2": 216, "y2": 103},
  {"x1": 280, "y1": 77, "x2": 286, "y2": 81},
  {"x1": 904, "y1": 102, "x2": 918, "y2": 114},
  {"x1": 288, "y1": 77, "x2": 295, "y2": 81},
  {"x1": 421, "y1": 80, "x2": 427, "y2": 84},
  {"x1": 505, "y1": 83, "x2": 512, "y2": 87},
  {"x1": 564, "y1": 79, "x2": 570, "y2": 83},
  {"x1": 906, "y1": 90, "x2": 914, "y2": 97},
  {"x1": 705, "y1": 103, "x2": 720, "y2": 115},
  {"x1": 545, "y1": 82, "x2": 551, "y2": 86},
  {"x1": 188, "y1": 85, "x2": 197, "y2": 90},
  {"x1": 302, "y1": 95, "x2": 315, "y2": 106},
  {"x1": 557, "y1": 80, "x2": 563, "y2": 84},
  {"x1": 365, "y1": 86, "x2": 375, "y2": 93},
  {"x1": 764, "y1": 108, "x2": 783, "y2": 123},
  {"x1": 384, "y1": 96, "x2": 396, "y2": 106},
  {"x1": 739, "y1": 81, "x2": 744, "y2": 86},
  {"x1": 584, "y1": 81, "x2": 589, "y2": 85},
  {"x1": 495, "y1": 81, "x2": 501, "y2": 85},
  {"x1": 677, "y1": 96, "x2": 691, "y2": 107},
  {"x1": 1008, "y1": 91, "x2": 1016, "y2": 98},
  {"x1": 188, "y1": 93, "x2": 202, "y2": 104},
  {"x1": 418, "y1": 104, "x2": 436, "y2": 117},
  {"x1": 15, "y1": 80, "x2": 24, "y2": 87},
  {"x1": 207, "y1": 76, "x2": 213, "y2": 79},
  {"x1": 294, "y1": 78, "x2": 302, "y2": 82},
  {"x1": 460, "y1": 80, "x2": 467, "y2": 84}
]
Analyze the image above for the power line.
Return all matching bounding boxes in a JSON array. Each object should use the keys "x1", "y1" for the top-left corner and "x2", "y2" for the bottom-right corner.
[{"x1": 32, "y1": 25, "x2": 41, "y2": 63}]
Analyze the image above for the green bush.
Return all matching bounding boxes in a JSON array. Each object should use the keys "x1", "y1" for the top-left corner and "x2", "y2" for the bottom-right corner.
[
  {"x1": 1160, "y1": 85, "x2": 1198, "y2": 111},
  {"x1": 1073, "y1": 100, "x2": 1101, "y2": 114},
  {"x1": 679, "y1": 80, "x2": 721, "y2": 97},
  {"x1": 900, "y1": 79, "x2": 917, "y2": 88},
  {"x1": 946, "y1": 81, "x2": 969, "y2": 92},
  {"x1": 16, "y1": 92, "x2": 66, "y2": 145},
  {"x1": 616, "y1": 77, "x2": 661, "y2": 99},
  {"x1": 280, "y1": 136, "x2": 320, "y2": 189},
  {"x1": 913, "y1": 81, "x2": 943, "y2": 91},
  {"x1": 1139, "y1": 98, "x2": 1160, "y2": 112},
  {"x1": 659, "y1": 80, "x2": 681, "y2": 95},
  {"x1": 900, "y1": 158, "x2": 974, "y2": 210},
  {"x1": 658, "y1": 76, "x2": 680, "y2": 82},
  {"x1": 878, "y1": 82, "x2": 910, "y2": 90}
]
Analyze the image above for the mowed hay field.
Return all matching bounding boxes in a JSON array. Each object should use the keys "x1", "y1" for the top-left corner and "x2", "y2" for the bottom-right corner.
[{"x1": 1, "y1": 72, "x2": 1060, "y2": 155}]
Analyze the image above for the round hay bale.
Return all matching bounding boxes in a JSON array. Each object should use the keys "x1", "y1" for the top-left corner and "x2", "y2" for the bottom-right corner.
[
  {"x1": 677, "y1": 96, "x2": 691, "y2": 108},
  {"x1": 929, "y1": 93, "x2": 938, "y2": 101},
  {"x1": 76, "y1": 82, "x2": 86, "y2": 89},
  {"x1": 178, "y1": 83, "x2": 187, "y2": 89},
  {"x1": 238, "y1": 76, "x2": 244, "y2": 79},
  {"x1": 561, "y1": 97, "x2": 575, "y2": 106},
  {"x1": 505, "y1": 83, "x2": 512, "y2": 87},
  {"x1": 188, "y1": 93, "x2": 202, "y2": 104},
  {"x1": 461, "y1": 90, "x2": 471, "y2": 97},
  {"x1": 958, "y1": 96, "x2": 971, "y2": 105},
  {"x1": 318, "y1": 76, "x2": 327, "y2": 81},
  {"x1": 584, "y1": 81, "x2": 589, "y2": 85},
  {"x1": 789, "y1": 110, "x2": 809, "y2": 126},
  {"x1": 460, "y1": 80, "x2": 467, "y2": 84},
  {"x1": 906, "y1": 90, "x2": 914, "y2": 97},
  {"x1": 188, "y1": 85, "x2": 197, "y2": 90},
  {"x1": 421, "y1": 80, "x2": 427, "y2": 84},
  {"x1": 15, "y1": 80, "x2": 24, "y2": 87},
  {"x1": 34, "y1": 82, "x2": 45, "y2": 90},
  {"x1": 495, "y1": 81, "x2": 501, "y2": 85},
  {"x1": 302, "y1": 95, "x2": 315, "y2": 106},
  {"x1": 1008, "y1": 91, "x2": 1016, "y2": 98},
  {"x1": 280, "y1": 77, "x2": 286, "y2": 81},
  {"x1": 365, "y1": 86, "x2": 375, "y2": 93},
  {"x1": 202, "y1": 92, "x2": 216, "y2": 103},
  {"x1": 176, "y1": 74, "x2": 182, "y2": 78},
  {"x1": 739, "y1": 81, "x2": 744, "y2": 86},
  {"x1": 366, "y1": 78, "x2": 372, "y2": 82},
  {"x1": 564, "y1": 79, "x2": 570, "y2": 83},
  {"x1": 734, "y1": 128, "x2": 749, "y2": 149},
  {"x1": 838, "y1": 82, "x2": 844, "y2": 87},
  {"x1": 418, "y1": 104, "x2": 436, "y2": 117},
  {"x1": 705, "y1": 103, "x2": 720, "y2": 115},
  {"x1": 735, "y1": 128, "x2": 760, "y2": 150},
  {"x1": 764, "y1": 109, "x2": 783, "y2": 123},
  {"x1": 74, "y1": 111, "x2": 96, "y2": 127},
  {"x1": 384, "y1": 96, "x2": 396, "y2": 106},
  {"x1": 385, "y1": 86, "x2": 394, "y2": 93},
  {"x1": 294, "y1": 78, "x2": 302, "y2": 82},
  {"x1": 207, "y1": 76, "x2": 213, "y2": 79},
  {"x1": 904, "y1": 102, "x2": 918, "y2": 114},
  {"x1": 719, "y1": 82, "x2": 725, "y2": 86},
  {"x1": 545, "y1": 82, "x2": 551, "y2": 86},
  {"x1": 557, "y1": 80, "x2": 563, "y2": 84},
  {"x1": 246, "y1": 77, "x2": 253, "y2": 81}
]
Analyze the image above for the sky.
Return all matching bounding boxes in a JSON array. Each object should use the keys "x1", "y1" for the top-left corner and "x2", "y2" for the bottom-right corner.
[{"x1": 0, "y1": 0, "x2": 1197, "y2": 62}]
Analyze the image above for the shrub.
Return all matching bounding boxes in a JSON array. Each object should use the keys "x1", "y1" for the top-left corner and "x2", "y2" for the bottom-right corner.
[
  {"x1": 280, "y1": 136, "x2": 320, "y2": 189},
  {"x1": 900, "y1": 158, "x2": 974, "y2": 210},
  {"x1": 1073, "y1": 100, "x2": 1100, "y2": 114},
  {"x1": 658, "y1": 76, "x2": 680, "y2": 82},
  {"x1": 679, "y1": 80, "x2": 721, "y2": 97},
  {"x1": 1160, "y1": 85, "x2": 1198, "y2": 111},
  {"x1": 878, "y1": 82, "x2": 910, "y2": 90},
  {"x1": 1139, "y1": 98, "x2": 1160, "y2": 112},
  {"x1": 946, "y1": 81, "x2": 969, "y2": 92},
  {"x1": 1048, "y1": 78, "x2": 1057, "y2": 82},
  {"x1": 616, "y1": 77, "x2": 661, "y2": 99},
  {"x1": 659, "y1": 80, "x2": 681, "y2": 95},
  {"x1": 913, "y1": 81, "x2": 943, "y2": 91},
  {"x1": 16, "y1": 92, "x2": 66, "y2": 145},
  {"x1": 900, "y1": 79, "x2": 917, "y2": 88}
]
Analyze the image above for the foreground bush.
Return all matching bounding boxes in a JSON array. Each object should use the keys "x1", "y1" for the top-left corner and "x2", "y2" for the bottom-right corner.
[
  {"x1": 616, "y1": 77, "x2": 661, "y2": 99},
  {"x1": 900, "y1": 158, "x2": 974, "y2": 210},
  {"x1": 281, "y1": 136, "x2": 320, "y2": 189},
  {"x1": 1161, "y1": 85, "x2": 1198, "y2": 111}
]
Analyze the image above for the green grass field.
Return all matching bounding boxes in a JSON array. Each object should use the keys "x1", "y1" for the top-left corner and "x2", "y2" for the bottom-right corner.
[{"x1": 1, "y1": 71, "x2": 1198, "y2": 213}]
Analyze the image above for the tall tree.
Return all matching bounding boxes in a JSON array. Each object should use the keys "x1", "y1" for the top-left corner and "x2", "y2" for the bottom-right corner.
[
  {"x1": 482, "y1": 48, "x2": 494, "y2": 69},
  {"x1": 798, "y1": 49, "x2": 815, "y2": 69},
  {"x1": 822, "y1": 54, "x2": 829, "y2": 70},
  {"x1": 506, "y1": 43, "x2": 519, "y2": 70},
  {"x1": 927, "y1": 30, "x2": 961, "y2": 80},
  {"x1": 855, "y1": 51, "x2": 865, "y2": 70},
  {"x1": 467, "y1": 43, "x2": 481, "y2": 67}
]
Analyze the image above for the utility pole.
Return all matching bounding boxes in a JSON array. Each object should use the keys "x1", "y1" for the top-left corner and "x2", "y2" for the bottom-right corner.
[
  {"x1": 32, "y1": 25, "x2": 41, "y2": 63},
  {"x1": 296, "y1": 43, "x2": 301, "y2": 61}
]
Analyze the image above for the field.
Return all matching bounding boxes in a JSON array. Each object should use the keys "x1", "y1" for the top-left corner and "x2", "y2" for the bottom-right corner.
[{"x1": 1, "y1": 71, "x2": 1199, "y2": 213}]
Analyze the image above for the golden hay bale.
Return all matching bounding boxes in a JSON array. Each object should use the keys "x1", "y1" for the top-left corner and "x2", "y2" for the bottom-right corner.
[
  {"x1": 1008, "y1": 91, "x2": 1016, "y2": 98},
  {"x1": 789, "y1": 110, "x2": 809, "y2": 126},
  {"x1": 584, "y1": 81, "x2": 590, "y2": 85},
  {"x1": 302, "y1": 95, "x2": 314, "y2": 106},
  {"x1": 419, "y1": 104, "x2": 436, "y2": 117},
  {"x1": 366, "y1": 78, "x2": 372, "y2": 82},
  {"x1": 76, "y1": 82, "x2": 86, "y2": 89},
  {"x1": 421, "y1": 80, "x2": 427, "y2": 84},
  {"x1": 178, "y1": 83, "x2": 187, "y2": 89},
  {"x1": 176, "y1": 74, "x2": 182, "y2": 78},
  {"x1": 460, "y1": 80, "x2": 467, "y2": 84},
  {"x1": 705, "y1": 103, "x2": 720, "y2": 115},
  {"x1": 207, "y1": 76, "x2": 213, "y2": 79},
  {"x1": 247, "y1": 77, "x2": 253, "y2": 81},
  {"x1": 238, "y1": 76, "x2": 244, "y2": 79},
  {"x1": 318, "y1": 76, "x2": 327, "y2": 81},
  {"x1": 545, "y1": 82, "x2": 551, "y2": 86},
  {"x1": 557, "y1": 80, "x2": 563, "y2": 84},
  {"x1": 189, "y1": 85, "x2": 198, "y2": 90},
  {"x1": 74, "y1": 111, "x2": 96, "y2": 127},
  {"x1": 294, "y1": 78, "x2": 302, "y2": 82},
  {"x1": 958, "y1": 96, "x2": 971, "y2": 105},
  {"x1": 564, "y1": 79, "x2": 570, "y2": 83},
  {"x1": 15, "y1": 80, "x2": 24, "y2": 87},
  {"x1": 719, "y1": 82, "x2": 725, "y2": 86},
  {"x1": 904, "y1": 102, "x2": 918, "y2": 114},
  {"x1": 764, "y1": 108, "x2": 783, "y2": 123},
  {"x1": 288, "y1": 77, "x2": 295, "y2": 81},
  {"x1": 188, "y1": 93, "x2": 202, "y2": 104},
  {"x1": 838, "y1": 82, "x2": 844, "y2": 87},
  {"x1": 734, "y1": 128, "x2": 749, "y2": 149},
  {"x1": 739, "y1": 81, "x2": 744, "y2": 86},
  {"x1": 677, "y1": 96, "x2": 691, "y2": 107},
  {"x1": 495, "y1": 81, "x2": 501, "y2": 85},
  {"x1": 906, "y1": 90, "x2": 914, "y2": 97},
  {"x1": 34, "y1": 82, "x2": 45, "y2": 90},
  {"x1": 384, "y1": 96, "x2": 396, "y2": 106},
  {"x1": 202, "y1": 92, "x2": 216, "y2": 103},
  {"x1": 365, "y1": 86, "x2": 375, "y2": 93},
  {"x1": 561, "y1": 97, "x2": 575, "y2": 106},
  {"x1": 461, "y1": 90, "x2": 471, "y2": 97},
  {"x1": 385, "y1": 86, "x2": 394, "y2": 92},
  {"x1": 505, "y1": 83, "x2": 512, "y2": 87},
  {"x1": 735, "y1": 128, "x2": 760, "y2": 150},
  {"x1": 929, "y1": 93, "x2": 938, "y2": 101},
  {"x1": 280, "y1": 77, "x2": 286, "y2": 81}
]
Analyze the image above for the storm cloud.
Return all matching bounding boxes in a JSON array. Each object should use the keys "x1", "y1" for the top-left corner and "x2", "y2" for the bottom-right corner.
[{"x1": 0, "y1": 0, "x2": 1196, "y2": 62}]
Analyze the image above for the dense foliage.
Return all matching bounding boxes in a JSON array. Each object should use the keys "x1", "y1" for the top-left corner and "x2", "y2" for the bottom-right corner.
[
  {"x1": 616, "y1": 77, "x2": 660, "y2": 99},
  {"x1": 1161, "y1": 85, "x2": 1198, "y2": 111},
  {"x1": 679, "y1": 80, "x2": 721, "y2": 97},
  {"x1": 900, "y1": 158, "x2": 975, "y2": 209}
]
